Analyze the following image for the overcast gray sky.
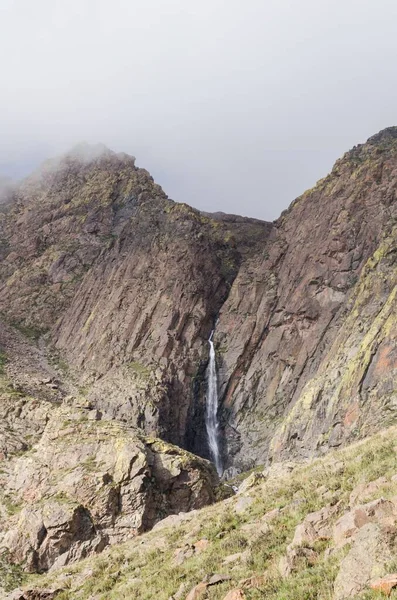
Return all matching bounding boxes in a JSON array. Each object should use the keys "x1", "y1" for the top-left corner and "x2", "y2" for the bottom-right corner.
[{"x1": 1, "y1": 0, "x2": 397, "y2": 220}]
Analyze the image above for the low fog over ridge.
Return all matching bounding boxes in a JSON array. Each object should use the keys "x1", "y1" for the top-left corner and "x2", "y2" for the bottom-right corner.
[{"x1": 1, "y1": 0, "x2": 397, "y2": 220}]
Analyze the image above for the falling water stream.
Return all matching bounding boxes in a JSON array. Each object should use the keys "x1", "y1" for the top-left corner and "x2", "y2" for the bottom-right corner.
[{"x1": 205, "y1": 330, "x2": 223, "y2": 476}]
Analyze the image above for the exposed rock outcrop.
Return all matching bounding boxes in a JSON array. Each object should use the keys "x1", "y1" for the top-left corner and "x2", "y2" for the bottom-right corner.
[
  {"x1": 0, "y1": 146, "x2": 270, "y2": 459},
  {"x1": 334, "y1": 523, "x2": 397, "y2": 600},
  {"x1": 1, "y1": 130, "x2": 397, "y2": 474},
  {"x1": 6, "y1": 426, "x2": 397, "y2": 600},
  {"x1": 0, "y1": 405, "x2": 217, "y2": 573},
  {"x1": 217, "y1": 128, "x2": 397, "y2": 469}
]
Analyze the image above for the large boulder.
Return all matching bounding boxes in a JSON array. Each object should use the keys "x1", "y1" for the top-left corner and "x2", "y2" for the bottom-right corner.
[
  {"x1": 290, "y1": 504, "x2": 340, "y2": 547},
  {"x1": 332, "y1": 498, "x2": 397, "y2": 548},
  {"x1": 0, "y1": 406, "x2": 217, "y2": 572},
  {"x1": 333, "y1": 523, "x2": 397, "y2": 600}
]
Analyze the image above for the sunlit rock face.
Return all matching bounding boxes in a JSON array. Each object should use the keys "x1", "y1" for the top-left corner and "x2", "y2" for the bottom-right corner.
[
  {"x1": 216, "y1": 127, "x2": 397, "y2": 470},
  {"x1": 0, "y1": 404, "x2": 218, "y2": 572}
]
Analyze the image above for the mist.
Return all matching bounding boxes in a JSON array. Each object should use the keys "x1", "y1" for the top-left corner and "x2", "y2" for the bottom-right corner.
[{"x1": 1, "y1": 0, "x2": 397, "y2": 220}]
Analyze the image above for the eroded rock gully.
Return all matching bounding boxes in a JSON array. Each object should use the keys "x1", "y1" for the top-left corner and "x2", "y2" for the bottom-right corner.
[{"x1": 1, "y1": 130, "x2": 397, "y2": 477}]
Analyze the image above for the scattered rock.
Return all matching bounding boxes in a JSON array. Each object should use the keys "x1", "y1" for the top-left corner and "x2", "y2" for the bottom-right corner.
[
  {"x1": 333, "y1": 498, "x2": 397, "y2": 548},
  {"x1": 317, "y1": 485, "x2": 329, "y2": 497},
  {"x1": 193, "y1": 539, "x2": 210, "y2": 553},
  {"x1": 207, "y1": 574, "x2": 232, "y2": 585},
  {"x1": 0, "y1": 407, "x2": 217, "y2": 572},
  {"x1": 222, "y1": 589, "x2": 246, "y2": 600},
  {"x1": 152, "y1": 510, "x2": 198, "y2": 532},
  {"x1": 238, "y1": 574, "x2": 267, "y2": 589},
  {"x1": 173, "y1": 539, "x2": 209, "y2": 565},
  {"x1": 291, "y1": 504, "x2": 339, "y2": 547},
  {"x1": 173, "y1": 545, "x2": 195, "y2": 566},
  {"x1": 263, "y1": 462, "x2": 297, "y2": 479},
  {"x1": 370, "y1": 574, "x2": 397, "y2": 596},
  {"x1": 279, "y1": 547, "x2": 318, "y2": 578},
  {"x1": 169, "y1": 582, "x2": 187, "y2": 600},
  {"x1": 240, "y1": 520, "x2": 270, "y2": 538},
  {"x1": 237, "y1": 472, "x2": 264, "y2": 494},
  {"x1": 7, "y1": 588, "x2": 63, "y2": 599},
  {"x1": 234, "y1": 496, "x2": 254, "y2": 514},
  {"x1": 261, "y1": 508, "x2": 281, "y2": 522},
  {"x1": 223, "y1": 552, "x2": 245, "y2": 565},
  {"x1": 185, "y1": 574, "x2": 233, "y2": 599},
  {"x1": 86, "y1": 409, "x2": 101, "y2": 421},
  {"x1": 333, "y1": 523, "x2": 397, "y2": 600},
  {"x1": 185, "y1": 582, "x2": 207, "y2": 600},
  {"x1": 349, "y1": 477, "x2": 389, "y2": 506},
  {"x1": 333, "y1": 507, "x2": 369, "y2": 548}
]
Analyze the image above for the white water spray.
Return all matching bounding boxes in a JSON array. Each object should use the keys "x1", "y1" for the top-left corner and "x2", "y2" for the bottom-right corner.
[{"x1": 205, "y1": 330, "x2": 223, "y2": 476}]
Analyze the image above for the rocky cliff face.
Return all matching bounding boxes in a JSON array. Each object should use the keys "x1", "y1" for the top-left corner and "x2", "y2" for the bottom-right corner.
[
  {"x1": 217, "y1": 128, "x2": 397, "y2": 471},
  {"x1": 0, "y1": 404, "x2": 217, "y2": 573},
  {"x1": 0, "y1": 323, "x2": 219, "y2": 575},
  {"x1": 7, "y1": 425, "x2": 397, "y2": 600},
  {"x1": 0, "y1": 144, "x2": 270, "y2": 459},
  {"x1": 1, "y1": 131, "x2": 397, "y2": 478}
]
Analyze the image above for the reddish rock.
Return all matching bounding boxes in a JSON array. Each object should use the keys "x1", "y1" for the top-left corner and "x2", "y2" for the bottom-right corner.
[
  {"x1": 193, "y1": 539, "x2": 210, "y2": 553},
  {"x1": 216, "y1": 127, "x2": 397, "y2": 469},
  {"x1": 185, "y1": 582, "x2": 207, "y2": 600},
  {"x1": 222, "y1": 590, "x2": 246, "y2": 600},
  {"x1": 333, "y1": 498, "x2": 396, "y2": 547},
  {"x1": 2, "y1": 130, "x2": 397, "y2": 474},
  {"x1": 349, "y1": 477, "x2": 389, "y2": 507},
  {"x1": 370, "y1": 574, "x2": 397, "y2": 596},
  {"x1": 261, "y1": 508, "x2": 281, "y2": 522},
  {"x1": 291, "y1": 504, "x2": 338, "y2": 547},
  {"x1": 238, "y1": 574, "x2": 267, "y2": 589},
  {"x1": 334, "y1": 523, "x2": 396, "y2": 600}
]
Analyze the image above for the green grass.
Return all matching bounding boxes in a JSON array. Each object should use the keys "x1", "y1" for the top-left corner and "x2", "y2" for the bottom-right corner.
[
  {"x1": 127, "y1": 361, "x2": 152, "y2": 380},
  {"x1": 19, "y1": 426, "x2": 397, "y2": 599},
  {"x1": 1, "y1": 493, "x2": 23, "y2": 516},
  {"x1": 0, "y1": 550, "x2": 26, "y2": 592}
]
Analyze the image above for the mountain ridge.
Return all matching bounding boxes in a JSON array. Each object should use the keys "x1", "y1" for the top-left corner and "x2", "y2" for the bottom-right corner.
[
  {"x1": 1, "y1": 128, "x2": 397, "y2": 596},
  {"x1": 1, "y1": 129, "x2": 397, "y2": 469}
]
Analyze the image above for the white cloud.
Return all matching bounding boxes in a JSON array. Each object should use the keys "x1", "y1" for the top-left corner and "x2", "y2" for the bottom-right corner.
[{"x1": 1, "y1": 0, "x2": 397, "y2": 219}]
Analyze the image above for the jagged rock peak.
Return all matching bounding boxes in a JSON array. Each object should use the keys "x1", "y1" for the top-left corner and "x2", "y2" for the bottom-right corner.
[
  {"x1": 339, "y1": 125, "x2": 397, "y2": 166},
  {"x1": 59, "y1": 141, "x2": 137, "y2": 167},
  {"x1": 21, "y1": 142, "x2": 138, "y2": 188},
  {"x1": 367, "y1": 125, "x2": 397, "y2": 144}
]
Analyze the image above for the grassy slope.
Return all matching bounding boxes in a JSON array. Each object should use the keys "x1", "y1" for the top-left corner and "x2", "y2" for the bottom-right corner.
[{"x1": 18, "y1": 426, "x2": 397, "y2": 600}]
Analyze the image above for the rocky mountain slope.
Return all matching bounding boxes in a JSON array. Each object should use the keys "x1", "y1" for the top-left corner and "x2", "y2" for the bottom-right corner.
[
  {"x1": 0, "y1": 143, "x2": 270, "y2": 455},
  {"x1": 1, "y1": 132, "x2": 397, "y2": 474},
  {"x1": 217, "y1": 128, "x2": 397, "y2": 471},
  {"x1": 7, "y1": 425, "x2": 397, "y2": 600},
  {"x1": 0, "y1": 323, "x2": 219, "y2": 579},
  {"x1": 1, "y1": 128, "x2": 397, "y2": 596}
]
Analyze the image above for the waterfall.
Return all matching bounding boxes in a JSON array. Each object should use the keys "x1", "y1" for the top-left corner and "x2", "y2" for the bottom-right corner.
[{"x1": 205, "y1": 330, "x2": 223, "y2": 476}]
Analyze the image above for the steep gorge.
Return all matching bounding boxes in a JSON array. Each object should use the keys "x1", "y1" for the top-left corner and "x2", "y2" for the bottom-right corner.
[{"x1": 1, "y1": 130, "x2": 397, "y2": 477}]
